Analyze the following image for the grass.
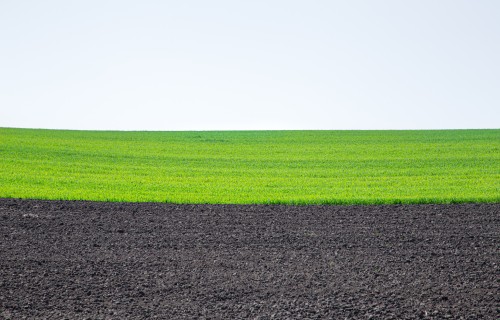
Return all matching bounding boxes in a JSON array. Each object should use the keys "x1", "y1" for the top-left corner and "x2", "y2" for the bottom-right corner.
[{"x1": 0, "y1": 127, "x2": 499, "y2": 205}]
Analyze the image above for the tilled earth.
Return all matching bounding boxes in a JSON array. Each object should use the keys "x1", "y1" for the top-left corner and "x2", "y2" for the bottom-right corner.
[{"x1": 0, "y1": 199, "x2": 498, "y2": 319}]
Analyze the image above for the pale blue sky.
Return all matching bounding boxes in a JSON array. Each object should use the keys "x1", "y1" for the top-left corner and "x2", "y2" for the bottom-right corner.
[{"x1": 1, "y1": 0, "x2": 499, "y2": 130}]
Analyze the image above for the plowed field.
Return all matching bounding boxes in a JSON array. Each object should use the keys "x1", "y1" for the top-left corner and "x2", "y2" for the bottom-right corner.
[{"x1": 1, "y1": 199, "x2": 498, "y2": 319}]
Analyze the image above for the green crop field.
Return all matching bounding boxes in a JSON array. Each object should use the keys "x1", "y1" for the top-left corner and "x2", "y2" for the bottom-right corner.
[{"x1": 0, "y1": 128, "x2": 499, "y2": 205}]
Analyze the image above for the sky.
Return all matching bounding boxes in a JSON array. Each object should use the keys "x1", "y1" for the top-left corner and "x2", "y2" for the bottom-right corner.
[{"x1": 0, "y1": 1, "x2": 499, "y2": 131}]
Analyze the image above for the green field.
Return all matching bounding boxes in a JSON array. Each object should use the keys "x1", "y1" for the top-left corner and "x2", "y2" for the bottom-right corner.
[{"x1": 0, "y1": 128, "x2": 499, "y2": 205}]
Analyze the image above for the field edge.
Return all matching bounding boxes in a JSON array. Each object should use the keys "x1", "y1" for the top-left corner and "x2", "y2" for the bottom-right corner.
[{"x1": 1, "y1": 196, "x2": 499, "y2": 206}]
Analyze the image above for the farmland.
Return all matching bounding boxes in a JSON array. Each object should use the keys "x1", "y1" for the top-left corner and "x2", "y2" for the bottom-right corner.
[
  {"x1": 1, "y1": 199, "x2": 498, "y2": 318},
  {"x1": 0, "y1": 128, "x2": 499, "y2": 204}
]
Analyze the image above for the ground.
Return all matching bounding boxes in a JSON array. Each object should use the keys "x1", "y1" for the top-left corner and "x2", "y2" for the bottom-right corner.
[{"x1": 0, "y1": 199, "x2": 498, "y2": 319}]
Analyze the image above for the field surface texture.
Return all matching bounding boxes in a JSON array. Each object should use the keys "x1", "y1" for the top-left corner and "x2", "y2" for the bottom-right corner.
[
  {"x1": 1, "y1": 128, "x2": 499, "y2": 205},
  {"x1": 0, "y1": 199, "x2": 498, "y2": 319}
]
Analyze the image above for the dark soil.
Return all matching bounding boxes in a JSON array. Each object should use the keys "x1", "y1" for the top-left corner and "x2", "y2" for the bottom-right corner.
[{"x1": 0, "y1": 199, "x2": 498, "y2": 319}]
